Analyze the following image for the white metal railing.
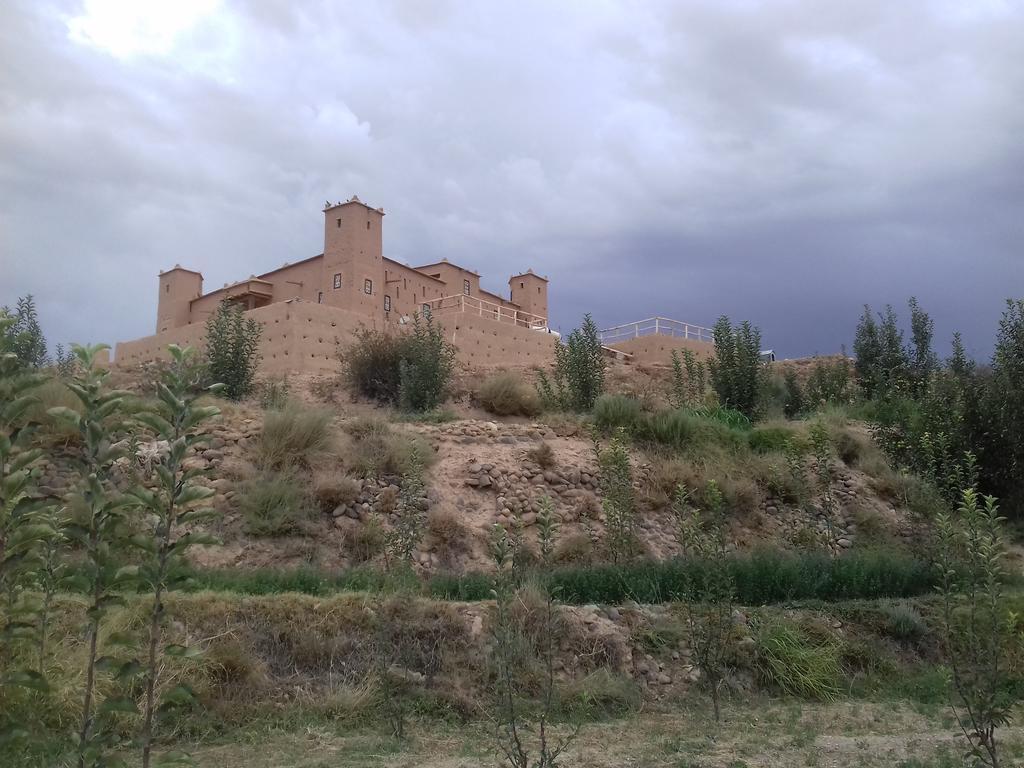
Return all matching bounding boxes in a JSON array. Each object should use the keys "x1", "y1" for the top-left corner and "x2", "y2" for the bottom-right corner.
[
  {"x1": 426, "y1": 294, "x2": 549, "y2": 330},
  {"x1": 598, "y1": 316, "x2": 714, "y2": 345}
]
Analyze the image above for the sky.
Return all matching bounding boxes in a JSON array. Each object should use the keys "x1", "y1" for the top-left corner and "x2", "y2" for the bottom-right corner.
[{"x1": 1, "y1": 0, "x2": 1022, "y2": 360}]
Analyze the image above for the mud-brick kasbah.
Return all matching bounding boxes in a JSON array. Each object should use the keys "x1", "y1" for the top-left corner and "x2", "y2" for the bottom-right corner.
[{"x1": 114, "y1": 196, "x2": 716, "y2": 373}]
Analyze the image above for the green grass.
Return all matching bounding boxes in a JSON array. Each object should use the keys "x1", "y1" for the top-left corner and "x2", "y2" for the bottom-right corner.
[{"x1": 171, "y1": 549, "x2": 936, "y2": 605}]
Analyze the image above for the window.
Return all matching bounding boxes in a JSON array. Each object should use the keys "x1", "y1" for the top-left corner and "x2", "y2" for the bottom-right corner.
[
  {"x1": 422, "y1": 303, "x2": 431, "y2": 317},
  {"x1": 337, "y1": 218, "x2": 342, "y2": 228},
  {"x1": 520, "y1": 282, "x2": 525, "y2": 288},
  {"x1": 364, "y1": 279, "x2": 373, "y2": 295},
  {"x1": 165, "y1": 284, "x2": 170, "y2": 293},
  {"x1": 463, "y1": 279, "x2": 470, "y2": 296},
  {"x1": 384, "y1": 295, "x2": 391, "y2": 312},
  {"x1": 366, "y1": 220, "x2": 371, "y2": 230},
  {"x1": 333, "y1": 273, "x2": 342, "y2": 289},
  {"x1": 317, "y1": 291, "x2": 323, "y2": 303}
]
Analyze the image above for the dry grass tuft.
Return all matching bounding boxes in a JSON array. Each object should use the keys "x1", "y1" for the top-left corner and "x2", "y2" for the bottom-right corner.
[
  {"x1": 476, "y1": 371, "x2": 542, "y2": 417},
  {"x1": 258, "y1": 402, "x2": 334, "y2": 469},
  {"x1": 526, "y1": 441, "x2": 556, "y2": 469}
]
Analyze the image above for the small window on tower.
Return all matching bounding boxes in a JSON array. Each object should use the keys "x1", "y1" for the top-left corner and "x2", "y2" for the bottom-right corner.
[
  {"x1": 463, "y1": 279, "x2": 470, "y2": 296},
  {"x1": 165, "y1": 284, "x2": 170, "y2": 293},
  {"x1": 364, "y1": 279, "x2": 373, "y2": 295},
  {"x1": 384, "y1": 295, "x2": 391, "y2": 312},
  {"x1": 520, "y1": 282, "x2": 525, "y2": 289},
  {"x1": 337, "y1": 218, "x2": 342, "y2": 228},
  {"x1": 333, "y1": 273, "x2": 342, "y2": 289},
  {"x1": 366, "y1": 220, "x2": 371, "y2": 230},
  {"x1": 317, "y1": 292, "x2": 323, "y2": 303}
]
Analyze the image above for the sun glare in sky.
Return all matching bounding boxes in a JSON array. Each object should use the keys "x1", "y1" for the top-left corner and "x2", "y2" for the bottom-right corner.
[{"x1": 66, "y1": 0, "x2": 221, "y2": 58}]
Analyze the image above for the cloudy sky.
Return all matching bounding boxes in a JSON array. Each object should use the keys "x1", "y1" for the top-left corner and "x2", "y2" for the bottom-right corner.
[{"x1": 1, "y1": 0, "x2": 1021, "y2": 360}]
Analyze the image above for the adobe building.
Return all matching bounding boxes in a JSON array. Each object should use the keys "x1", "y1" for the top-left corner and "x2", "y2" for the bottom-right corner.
[{"x1": 115, "y1": 197, "x2": 557, "y2": 373}]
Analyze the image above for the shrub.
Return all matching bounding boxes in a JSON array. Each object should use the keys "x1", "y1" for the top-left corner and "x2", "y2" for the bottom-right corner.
[
  {"x1": 343, "y1": 328, "x2": 405, "y2": 404},
  {"x1": 594, "y1": 433, "x2": 637, "y2": 562},
  {"x1": 23, "y1": 376, "x2": 82, "y2": 443},
  {"x1": 593, "y1": 394, "x2": 643, "y2": 433},
  {"x1": 343, "y1": 519, "x2": 386, "y2": 564},
  {"x1": 426, "y1": 510, "x2": 471, "y2": 567},
  {"x1": 708, "y1": 316, "x2": 766, "y2": 420},
  {"x1": 748, "y1": 425, "x2": 800, "y2": 455},
  {"x1": 342, "y1": 313, "x2": 454, "y2": 413},
  {"x1": 804, "y1": 356, "x2": 855, "y2": 408},
  {"x1": 258, "y1": 377, "x2": 291, "y2": 410},
  {"x1": 552, "y1": 533, "x2": 594, "y2": 565},
  {"x1": 879, "y1": 602, "x2": 928, "y2": 644},
  {"x1": 536, "y1": 313, "x2": 604, "y2": 412},
  {"x1": 343, "y1": 417, "x2": 433, "y2": 478},
  {"x1": 238, "y1": 471, "x2": 315, "y2": 536},
  {"x1": 258, "y1": 402, "x2": 333, "y2": 469},
  {"x1": 782, "y1": 368, "x2": 804, "y2": 418},
  {"x1": 205, "y1": 299, "x2": 262, "y2": 401},
  {"x1": 398, "y1": 312, "x2": 456, "y2": 412},
  {"x1": 313, "y1": 474, "x2": 361, "y2": 513},
  {"x1": 476, "y1": 372, "x2": 542, "y2": 417},
  {"x1": 526, "y1": 441, "x2": 555, "y2": 469},
  {"x1": 668, "y1": 349, "x2": 707, "y2": 409}
]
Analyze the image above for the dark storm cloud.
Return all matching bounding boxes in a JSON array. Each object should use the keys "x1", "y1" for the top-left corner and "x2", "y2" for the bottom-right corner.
[{"x1": 1, "y1": 0, "x2": 1022, "y2": 359}]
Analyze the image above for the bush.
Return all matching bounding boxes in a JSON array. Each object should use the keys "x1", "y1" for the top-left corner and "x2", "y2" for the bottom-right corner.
[
  {"x1": 536, "y1": 313, "x2": 605, "y2": 412},
  {"x1": 526, "y1": 441, "x2": 556, "y2": 469},
  {"x1": 344, "y1": 328, "x2": 404, "y2": 403},
  {"x1": 708, "y1": 316, "x2": 766, "y2": 419},
  {"x1": 593, "y1": 394, "x2": 643, "y2": 433},
  {"x1": 342, "y1": 312, "x2": 455, "y2": 413},
  {"x1": 637, "y1": 409, "x2": 744, "y2": 454},
  {"x1": 343, "y1": 519, "x2": 387, "y2": 564},
  {"x1": 748, "y1": 425, "x2": 800, "y2": 455},
  {"x1": 804, "y1": 356, "x2": 855, "y2": 408},
  {"x1": 476, "y1": 372, "x2": 542, "y2": 417},
  {"x1": 879, "y1": 602, "x2": 928, "y2": 643},
  {"x1": 398, "y1": 312, "x2": 456, "y2": 412},
  {"x1": 426, "y1": 510, "x2": 472, "y2": 566},
  {"x1": 755, "y1": 619, "x2": 842, "y2": 700},
  {"x1": 313, "y1": 474, "x2": 361, "y2": 513},
  {"x1": 343, "y1": 417, "x2": 433, "y2": 478},
  {"x1": 205, "y1": 299, "x2": 263, "y2": 400},
  {"x1": 239, "y1": 471, "x2": 315, "y2": 536},
  {"x1": 258, "y1": 377, "x2": 291, "y2": 410},
  {"x1": 258, "y1": 402, "x2": 333, "y2": 469}
]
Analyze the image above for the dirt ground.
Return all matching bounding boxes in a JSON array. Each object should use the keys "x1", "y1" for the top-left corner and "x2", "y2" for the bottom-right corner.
[{"x1": 188, "y1": 699, "x2": 1024, "y2": 767}]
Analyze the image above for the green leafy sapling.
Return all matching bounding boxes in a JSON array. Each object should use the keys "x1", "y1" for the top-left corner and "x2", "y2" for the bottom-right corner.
[
  {"x1": 50, "y1": 344, "x2": 142, "y2": 768},
  {"x1": 130, "y1": 345, "x2": 221, "y2": 768},
  {"x1": 675, "y1": 479, "x2": 734, "y2": 723},
  {"x1": 936, "y1": 487, "x2": 1019, "y2": 768},
  {"x1": 536, "y1": 495, "x2": 559, "y2": 567},
  {"x1": 0, "y1": 311, "x2": 51, "y2": 742}
]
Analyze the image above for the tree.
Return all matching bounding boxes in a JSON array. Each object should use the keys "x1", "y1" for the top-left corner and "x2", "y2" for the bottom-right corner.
[
  {"x1": 936, "y1": 487, "x2": 1019, "y2": 767},
  {"x1": 398, "y1": 312, "x2": 456, "y2": 412},
  {"x1": 205, "y1": 300, "x2": 262, "y2": 401},
  {"x1": 853, "y1": 305, "x2": 882, "y2": 398},
  {"x1": 974, "y1": 299, "x2": 1024, "y2": 514},
  {"x1": 49, "y1": 344, "x2": 141, "y2": 768},
  {"x1": 674, "y1": 480, "x2": 734, "y2": 722},
  {"x1": 1, "y1": 296, "x2": 48, "y2": 370},
  {"x1": 0, "y1": 311, "x2": 52, "y2": 745},
  {"x1": 708, "y1": 316, "x2": 765, "y2": 419},
  {"x1": 131, "y1": 345, "x2": 220, "y2": 767},
  {"x1": 536, "y1": 314, "x2": 605, "y2": 412},
  {"x1": 907, "y1": 297, "x2": 938, "y2": 397}
]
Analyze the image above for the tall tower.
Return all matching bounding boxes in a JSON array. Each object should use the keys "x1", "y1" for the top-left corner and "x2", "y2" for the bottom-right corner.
[
  {"x1": 321, "y1": 197, "x2": 385, "y2": 317},
  {"x1": 156, "y1": 266, "x2": 203, "y2": 333},
  {"x1": 509, "y1": 270, "x2": 548, "y2": 322}
]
